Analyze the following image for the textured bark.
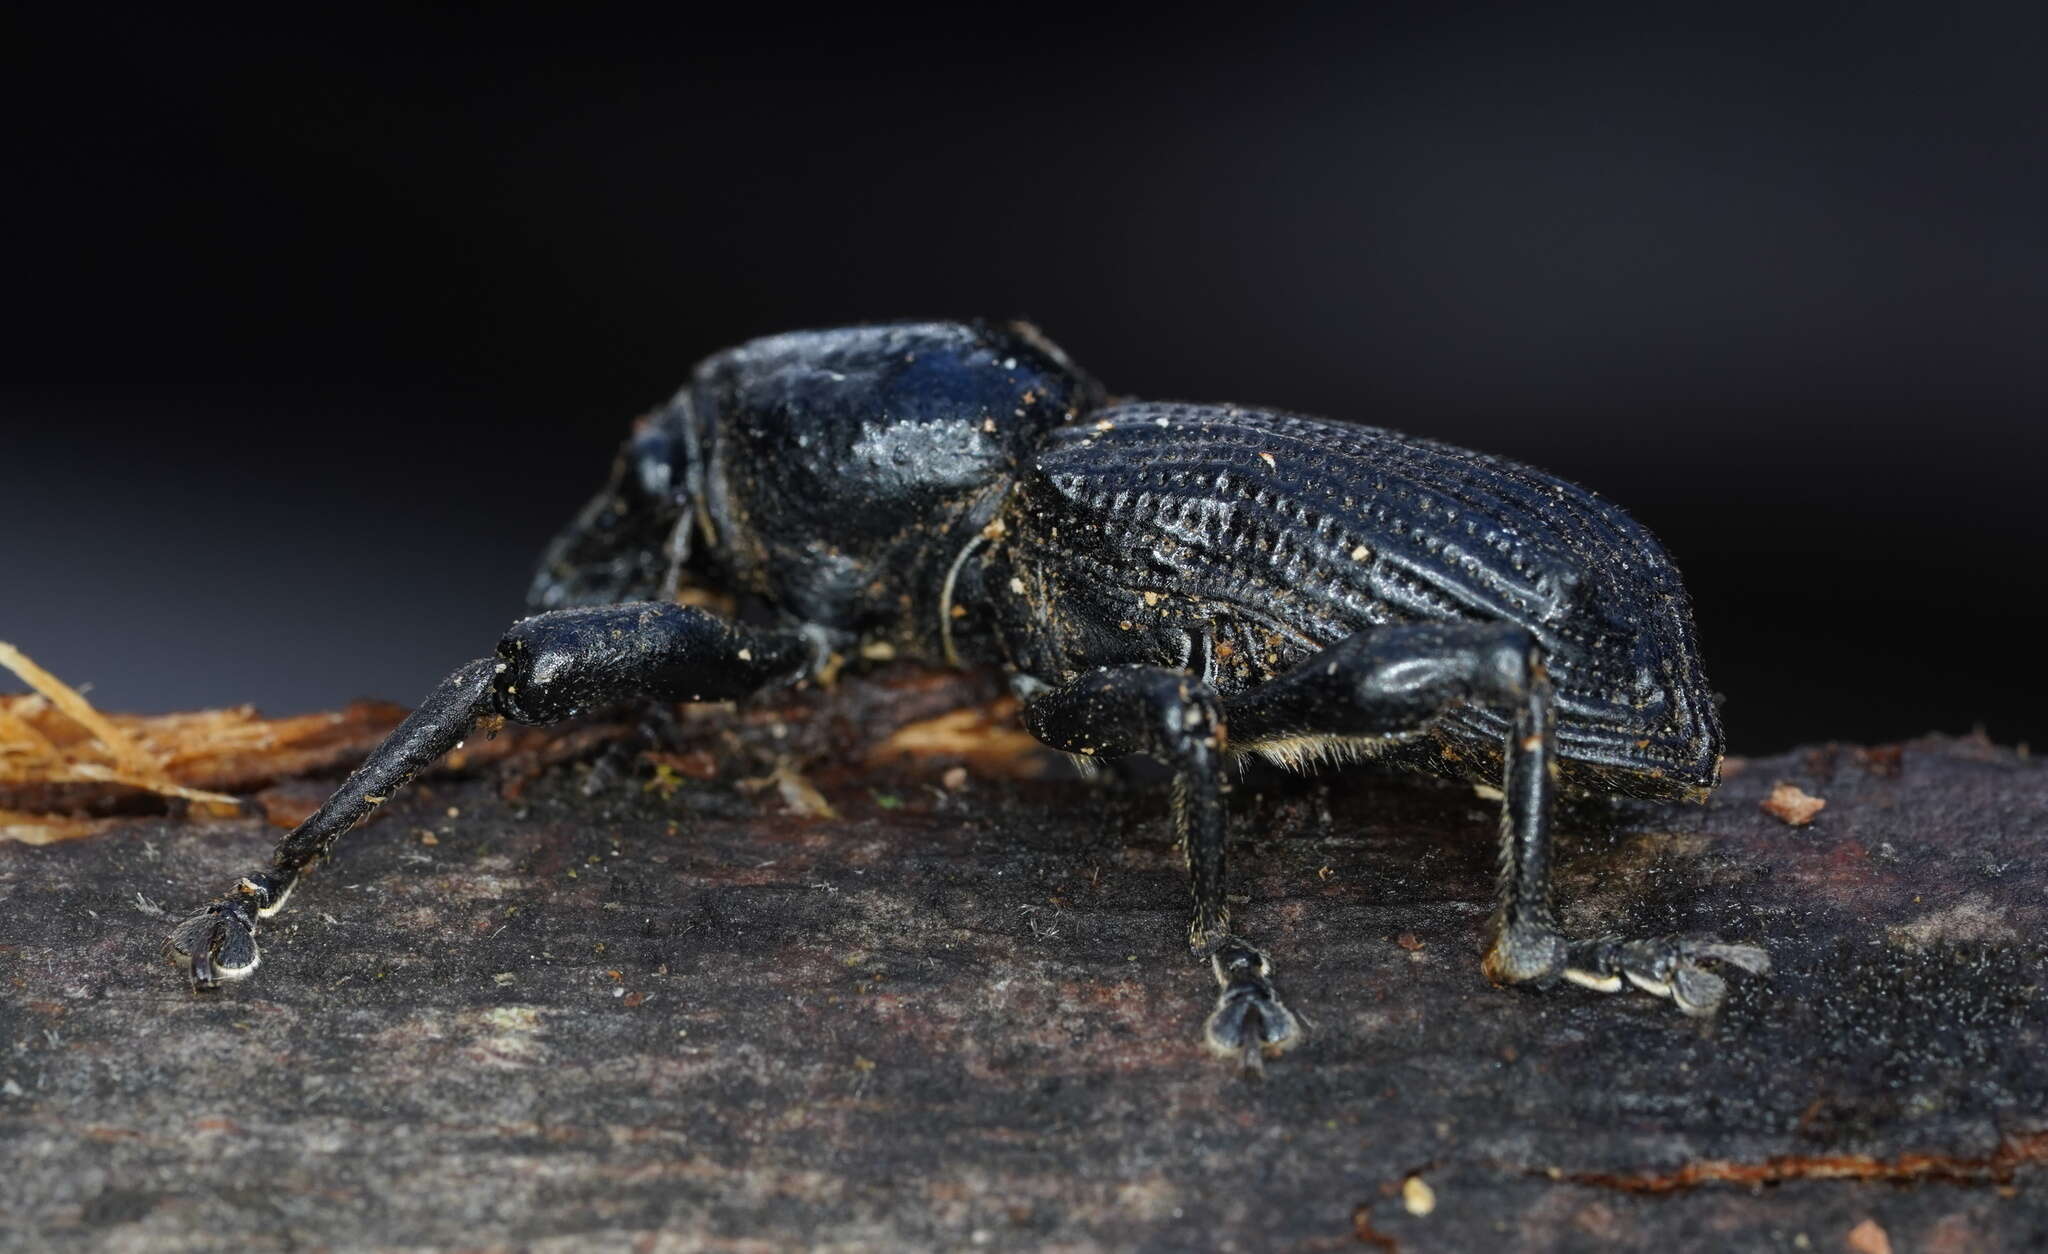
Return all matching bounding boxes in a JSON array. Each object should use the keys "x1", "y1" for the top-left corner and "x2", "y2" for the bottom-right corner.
[{"x1": 1, "y1": 672, "x2": 2043, "y2": 1251}]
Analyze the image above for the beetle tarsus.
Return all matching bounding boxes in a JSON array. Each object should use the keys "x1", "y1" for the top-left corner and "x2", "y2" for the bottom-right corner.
[
  {"x1": 166, "y1": 869, "x2": 292, "y2": 988},
  {"x1": 1547, "y1": 935, "x2": 1772, "y2": 1015},
  {"x1": 1203, "y1": 939, "x2": 1302, "y2": 1062},
  {"x1": 166, "y1": 898, "x2": 261, "y2": 990}
]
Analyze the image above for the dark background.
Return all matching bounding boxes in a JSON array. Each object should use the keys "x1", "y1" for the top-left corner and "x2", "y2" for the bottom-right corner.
[{"x1": 5, "y1": 5, "x2": 2045, "y2": 754}]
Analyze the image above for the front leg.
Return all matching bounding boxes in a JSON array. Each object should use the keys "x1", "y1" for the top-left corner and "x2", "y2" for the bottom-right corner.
[
  {"x1": 1022, "y1": 666, "x2": 1301, "y2": 1064},
  {"x1": 168, "y1": 602, "x2": 818, "y2": 989},
  {"x1": 1225, "y1": 622, "x2": 1768, "y2": 1016}
]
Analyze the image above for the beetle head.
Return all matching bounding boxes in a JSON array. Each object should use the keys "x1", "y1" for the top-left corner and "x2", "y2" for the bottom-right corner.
[
  {"x1": 688, "y1": 321, "x2": 1100, "y2": 627},
  {"x1": 527, "y1": 402, "x2": 695, "y2": 610}
]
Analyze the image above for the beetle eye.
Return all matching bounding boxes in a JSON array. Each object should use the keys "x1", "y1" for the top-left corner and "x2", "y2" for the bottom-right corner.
[{"x1": 631, "y1": 427, "x2": 677, "y2": 500}]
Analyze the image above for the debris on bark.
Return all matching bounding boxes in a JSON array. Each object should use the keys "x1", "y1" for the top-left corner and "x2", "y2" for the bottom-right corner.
[
  {"x1": 1846, "y1": 1217, "x2": 1894, "y2": 1254},
  {"x1": 735, "y1": 760, "x2": 840, "y2": 819},
  {"x1": 1, "y1": 641, "x2": 247, "y2": 835},
  {"x1": 865, "y1": 695, "x2": 1049, "y2": 777},
  {"x1": 1, "y1": 649, "x2": 1037, "y2": 844},
  {"x1": 0, "y1": 665, "x2": 2042, "y2": 1251},
  {"x1": 1401, "y1": 1174, "x2": 1438, "y2": 1217},
  {"x1": 1761, "y1": 779, "x2": 1828, "y2": 826},
  {"x1": 0, "y1": 642, "x2": 640, "y2": 842}
]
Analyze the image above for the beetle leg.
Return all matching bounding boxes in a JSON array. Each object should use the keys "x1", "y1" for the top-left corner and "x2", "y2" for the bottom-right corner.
[
  {"x1": 1021, "y1": 666, "x2": 1302, "y2": 1064},
  {"x1": 167, "y1": 602, "x2": 819, "y2": 991},
  {"x1": 1223, "y1": 621, "x2": 1768, "y2": 1015},
  {"x1": 1204, "y1": 937, "x2": 1301, "y2": 1070},
  {"x1": 1475, "y1": 654, "x2": 1769, "y2": 1014},
  {"x1": 1556, "y1": 935, "x2": 1771, "y2": 1015}
]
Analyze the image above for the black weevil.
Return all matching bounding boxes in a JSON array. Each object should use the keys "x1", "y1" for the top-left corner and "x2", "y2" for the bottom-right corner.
[{"x1": 170, "y1": 320, "x2": 1768, "y2": 1063}]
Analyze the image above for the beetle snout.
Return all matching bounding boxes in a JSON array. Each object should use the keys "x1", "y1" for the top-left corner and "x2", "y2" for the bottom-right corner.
[{"x1": 527, "y1": 416, "x2": 692, "y2": 611}]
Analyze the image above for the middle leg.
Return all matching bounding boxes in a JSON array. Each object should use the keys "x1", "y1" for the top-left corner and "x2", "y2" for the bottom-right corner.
[{"x1": 1022, "y1": 666, "x2": 1301, "y2": 1063}]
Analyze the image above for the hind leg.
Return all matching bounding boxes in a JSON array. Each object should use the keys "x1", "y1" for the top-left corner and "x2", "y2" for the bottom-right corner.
[{"x1": 1224, "y1": 622, "x2": 1768, "y2": 1015}]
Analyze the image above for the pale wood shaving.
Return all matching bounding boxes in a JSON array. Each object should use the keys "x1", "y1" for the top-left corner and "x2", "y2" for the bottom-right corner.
[
  {"x1": 0, "y1": 642, "x2": 163, "y2": 780},
  {"x1": 0, "y1": 809, "x2": 113, "y2": 845},
  {"x1": 865, "y1": 697, "x2": 1049, "y2": 777},
  {"x1": 736, "y1": 760, "x2": 839, "y2": 819},
  {"x1": 1761, "y1": 781, "x2": 1827, "y2": 826},
  {"x1": 0, "y1": 643, "x2": 267, "y2": 836}
]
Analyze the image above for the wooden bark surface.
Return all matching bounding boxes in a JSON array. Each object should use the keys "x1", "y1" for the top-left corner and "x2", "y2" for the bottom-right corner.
[{"x1": 1, "y1": 672, "x2": 2043, "y2": 1252}]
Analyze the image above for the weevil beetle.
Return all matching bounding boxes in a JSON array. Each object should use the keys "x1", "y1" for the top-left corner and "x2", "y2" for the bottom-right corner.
[{"x1": 169, "y1": 319, "x2": 1768, "y2": 1062}]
